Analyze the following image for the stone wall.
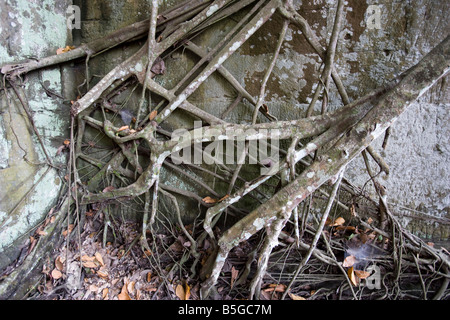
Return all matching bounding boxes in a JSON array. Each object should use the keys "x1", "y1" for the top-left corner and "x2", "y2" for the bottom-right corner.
[
  {"x1": 0, "y1": 0, "x2": 72, "y2": 272},
  {"x1": 0, "y1": 0, "x2": 448, "y2": 296},
  {"x1": 65, "y1": 1, "x2": 450, "y2": 241}
]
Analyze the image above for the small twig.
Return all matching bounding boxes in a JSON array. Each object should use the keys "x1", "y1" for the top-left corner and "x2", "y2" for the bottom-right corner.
[
  {"x1": 221, "y1": 93, "x2": 242, "y2": 119},
  {"x1": 362, "y1": 150, "x2": 388, "y2": 229},
  {"x1": 287, "y1": 137, "x2": 301, "y2": 247}
]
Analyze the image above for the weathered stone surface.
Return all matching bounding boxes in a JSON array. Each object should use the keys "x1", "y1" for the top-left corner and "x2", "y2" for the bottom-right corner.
[
  {"x1": 0, "y1": 0, "x2": 448, "y2": 298},
  {"x1": 0, "y1": 0, "x2": 71, "y2": 272}
]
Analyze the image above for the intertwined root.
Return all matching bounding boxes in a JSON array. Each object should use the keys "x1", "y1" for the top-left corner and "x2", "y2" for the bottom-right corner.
[{"x1": 2, "y1": 0, "x2": 449, "y2": 300}]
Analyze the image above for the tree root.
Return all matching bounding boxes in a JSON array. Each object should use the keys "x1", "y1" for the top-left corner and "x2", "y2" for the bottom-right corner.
[{"x1": 1, "y1": 0, "x2": 449, "y2": 300}]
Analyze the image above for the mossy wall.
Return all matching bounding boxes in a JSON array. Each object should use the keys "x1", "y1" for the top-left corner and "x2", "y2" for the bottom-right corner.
[
  {"x1": 0, "y1": 0, "x2": 448, "y2": 291},
  {"x1": 0, "y1": 0, "x2": 72, "y2": 272}
]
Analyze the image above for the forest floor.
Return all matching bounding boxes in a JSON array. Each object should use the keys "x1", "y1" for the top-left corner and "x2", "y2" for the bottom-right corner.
[
  {"x1": 30, "y1": 205, "x2": 449, "y2": 301},
  {"x1": 32, "y1": 212, "x2": 256, "y2": 301}
]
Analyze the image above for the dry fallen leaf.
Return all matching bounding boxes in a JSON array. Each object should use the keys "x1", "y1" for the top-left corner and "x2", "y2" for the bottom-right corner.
[
  {"x1": 288, "y1": 292, "x2": 306, "y2": 300},
  {"x1": 62, "y1": 224, "x2": 74, "y2": 237},
  {"x1": 81, "y1": 254, "x2": 95, "y2": 262},
  {"x1": 82, "y1": 261, "x2": 98, "y2": 269},
  {"x1": 55, "y1": 256, "x2": 64, "y2": 271},
  {"x1": 96, "y1": 268, "x2": 109, "y2": 280},
  {"x1": 56, "y1": 46, "x2": 75, "y2": 55},
  {"x1": 263, "y1": 284, "x2": 286, "y2": 293},
  {"x1": 51, "y1": 269, "x2": 62, "y2": 280},
  {"x1": 127, "y1": 281, "x2": 136, "y2": 295},
  {"x1": 102, "y1": 288, "x2": 109, "y2": 300},
  {"x1": 202, "y1": 196, "x2": 217, "y2": 204},
  {"x1": 336, "y1": 225, "x2": 356, "y2": 232},
  {"x1": 219, "y1": 194, "x2": 230, "y2": 202},
  {"x1": 185, "y1": 283, "x2": 191, "y2": 301},
  {"x1": 144, "y1": 286, "x2": 157, "y2": 293},
  {"x1": 37, "y1": 229, "x2": 48, "y2": 236},
  {"x1": 175, "y1": 284, "x2": 186, "y2": 300},
  {"x1": 175, "y1": 282, "x2": 191, "y2": 300},
  {"x1": 332, "y1": 217, "x2": 346, "y2": 226},
  {"x1": 95, "y1": 252, "x2": 105, "y2": 266},
  {"x1": 118, "y1": 283, "x2": 131, "y2": 300},
  {"x1": 354, "y1": 269, "x2": 371, "y2": 280},
  {"x1": 149, "y1": 110, "x2": 158, "y2": 121},
  {"x1": 89, "y1": 284, "x2": 99, "y2": 293},
  {"x1": 343, "y1": 255, "x2": 357, "y2": 268},
  {"x1": 117, "y1": 125, "x2": 129, "y2": 132},
  {"x1": 347, "y1": 266, "x2": 358, "y2": 286}
]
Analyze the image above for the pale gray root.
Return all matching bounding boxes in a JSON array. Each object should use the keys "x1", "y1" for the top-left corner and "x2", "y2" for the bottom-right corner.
[
  {"x1": 200, "y1": 35, "x2": 450, "y2": 299},
  {"x1": 248, "y1": 209, "x2": 292, "y2": 299}
]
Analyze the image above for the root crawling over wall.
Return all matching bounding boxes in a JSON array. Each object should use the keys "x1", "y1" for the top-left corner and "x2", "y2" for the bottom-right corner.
[{"x1": 1, "y1": 0, "x2": 449, "y2": 300}]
